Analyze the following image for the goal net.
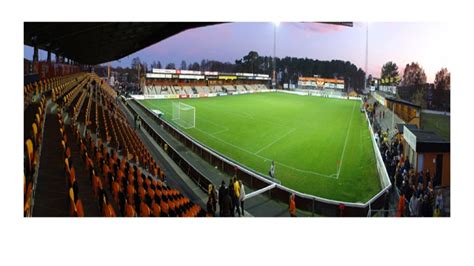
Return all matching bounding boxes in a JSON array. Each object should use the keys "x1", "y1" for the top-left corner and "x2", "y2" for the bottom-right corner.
[{"x1": 172, "y1": 102, "x2": 196, "y2": 129}]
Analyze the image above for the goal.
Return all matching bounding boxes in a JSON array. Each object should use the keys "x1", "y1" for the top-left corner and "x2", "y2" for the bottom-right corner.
[{"x1": 172, "y1": 102, "x2": 196, "y2": 129}]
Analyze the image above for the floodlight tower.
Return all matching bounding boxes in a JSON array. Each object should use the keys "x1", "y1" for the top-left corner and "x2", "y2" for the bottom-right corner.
[
  {"x1": 273, "y1": 22, "x2": 280, "y2": 90},
  {"x1": 365, "y1": 22, "x2": 369, "y2": 92}
]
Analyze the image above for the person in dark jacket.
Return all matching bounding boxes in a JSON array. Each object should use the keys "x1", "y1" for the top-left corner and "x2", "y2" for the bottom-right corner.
[
  {"x1": 218, "y1": 181, "x2": 226, "y2": 217},
  {"x1": 228, "y1": 179, "x2": 235, "y2": 217},
  {"x1": 224, "y1": 192, "x2": 232, "y2": 217},
  {"x1": 421, "y1": 194, "x2": 430, "y2": 217},
  {"x1": 207, "y1": 196, "x2": 215, "y2": 217}
]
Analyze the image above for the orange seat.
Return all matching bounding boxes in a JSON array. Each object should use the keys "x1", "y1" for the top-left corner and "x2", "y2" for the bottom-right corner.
[
  {"x1": 140, "y1": 202, "x2": 151, "y2": 217},
  {"x1": 112, "y1": 182, "x2": 120, "y2": 203},
  {"x1": 125, "y1": 204, "x2": 136, "y2": 217},
  {"x1": 32, "y1": 123, "x2": 38, "y2": 144},
  {"x1": 76, "y1": 199, "x2": 85, "y2": 217},
  {"x1": 155, "y1": 189, "x2": 162, "y2": 198},
  {"x1": 138, "y1": 187, "x2": 146, "y2": 201},
  {"x1": 152, "y1": 202, "x2": 161, "y2": 217},
  {"x1": 104, "y1": 204, "x2": 116, "y2": 217},
  {"x1": 147, "y1": 188, "x2": 155, "y2": 199},
  {"x1": 69, "y1": 187, "x2": 76, "y2": 217},
  {"x1": 25, "y1": 137, "x2": 34, "y2": 155},
  {"x1": 160, "y1": 201, "x2": 169, "y2": 216},
  {"x1": 69, "y1": 166, "x2": 76, "y2": 185},
  {"x1": 92, "y1": 174, "x2": 100, "y2": 197}
]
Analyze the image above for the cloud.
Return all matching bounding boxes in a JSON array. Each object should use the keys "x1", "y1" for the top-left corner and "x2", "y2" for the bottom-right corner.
[{"x1": 289, "y1": 22, "x2": 349, "y2": 34}]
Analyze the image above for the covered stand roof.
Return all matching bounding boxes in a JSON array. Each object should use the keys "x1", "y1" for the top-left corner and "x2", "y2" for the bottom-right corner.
[
  {"x1": 24, "y1": 22, "x2": 219, "y2": 65},
  {"x1": 24, "y1": 22, "x2": 352, "y2": 65},
  {"x1": 385, "y1": 96, "x2": 421, "y2": 109},
  {"x1": 403, "y1": 126, "x2": 450, "y2": 153}
]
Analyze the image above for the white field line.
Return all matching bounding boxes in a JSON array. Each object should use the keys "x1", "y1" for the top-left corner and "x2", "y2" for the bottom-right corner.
[
  {"x1": 210, "y1": 128, "x2": 229, "y2": 136},
  {"x1": 336, "y1": 101, "x2": 356, "y2": 179},
  {"x1": 254, "y1": 128, "x2": 296, "y2": 155},
  {"x1": 193, "y1": 126, "x2": 336, "y2": 179},
  {"x1": 196, "y1": 116, "x2": 229, "y2": 135}
]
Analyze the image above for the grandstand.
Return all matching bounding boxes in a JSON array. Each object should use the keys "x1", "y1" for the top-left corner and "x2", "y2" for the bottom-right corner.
[
  {"x1": 25, "y1": 72, "x2": 206, "y2": 217},
  {"x1": 143, "y1": 68, "x2": 271, "y2": 97}
]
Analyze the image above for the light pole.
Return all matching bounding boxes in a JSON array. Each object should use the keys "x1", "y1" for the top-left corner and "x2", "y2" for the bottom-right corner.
[
  {"x1": 365, "y1": 22, "x2": 369, "y2": 92},
  {"x1": 273, "y1": 22, "x2": 280, "y2": 90}
]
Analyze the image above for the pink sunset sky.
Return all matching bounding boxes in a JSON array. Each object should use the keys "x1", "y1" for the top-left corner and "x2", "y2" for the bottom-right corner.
[{"x1": 25, "y1": 22, "x2": 451, "y2": 82}]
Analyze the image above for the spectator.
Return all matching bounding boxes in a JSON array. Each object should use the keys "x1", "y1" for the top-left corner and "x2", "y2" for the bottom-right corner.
[
  {"x1": 425, "y1": 169, "x2": 431, "y2": 186},
  {"x1": 435, "y1": 190, "x2": 444, "y2": 216},
  {"x1": 207, "y1": 184, "x2": 217, "y2": 217},
  {"x1": 374, "y1": 132, "x2": 380, "y2": 147},
  {"x1": 289, "y1": 194, "x2": 296, "y2": 217},
  {"x1": 421, "y1": 194, "x2": 430, "y2": 217},
  {"x1": 339, "y1": 203, "x2": 345, "y2": 217},
  {"x1": 239, "y1": 180, "x2": 246, "y2": 216},
  {"x1": 396, "y1": 193, "x2": 406, "y2": 217},
  {"x1": 218, "y1": 180, "x2": 226, "y2": 217},
  {"x1": 228, "y1": 179, "x2": 235, "y2": 217},
  {"x1": 223, "y1": 187, "x2": 232, "y2": 217},
  {"x1": 233, "y1": 178, "x2": 241, "y2": 217},
  {"x1": 409, "y1": 192, "x2": 419, "y2": 217},
  {"x1": 433, "y1": 204, "x2": 441, "y2": 217},
  {"x1": 418, "y1": 171, "x2": 423, "y2": 185},
  {"x1": 207, "y1": 195, "x2": 215, "y2": 217}
]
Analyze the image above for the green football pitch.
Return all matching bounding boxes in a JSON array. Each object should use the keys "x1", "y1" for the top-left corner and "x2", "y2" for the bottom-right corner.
[{"x1": 140, "y1": 93, "x2": 380, "y2": 202}]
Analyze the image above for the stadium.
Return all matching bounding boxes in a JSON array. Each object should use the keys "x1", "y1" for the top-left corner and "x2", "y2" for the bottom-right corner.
[{"x1": 23, "y1": 22, "x2": 450, "y2": 217}]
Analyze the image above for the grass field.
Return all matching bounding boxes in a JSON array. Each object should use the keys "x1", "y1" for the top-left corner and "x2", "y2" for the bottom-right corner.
[
  {"x1": 140, "y1": 93, "x2": 380, "y2": 202},
  {"x1": 421, "y1": 113, "x2": 450, "y2": 140}
]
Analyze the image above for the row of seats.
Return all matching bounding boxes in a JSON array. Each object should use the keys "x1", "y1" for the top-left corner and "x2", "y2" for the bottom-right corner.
[
  {"x1": 59, "y1": 112, "x2": 85, "y2": 217},
  {"x1": 73, "y1": 126, "x2": 117, "y2": 217},
  {"x1": 73, "y1": 73, "x2": 204, "y2": 217},
  {"x1": 24, "y1": 73, "x2": 84, "y2": 110},
  {"x1": 86, "y1": 74, "x2": 205, "y2": 217},
  {"x1": 71, "y1": 85, "x2": 89, "y2": 123},
  {"x1": 26, "y1": 72, "x2": 206, "y2": 217},
  {"x1": 60, "y1": 76, "x2": 89, "y2": 111},
  {"x1": 80, "y1": 129, "x2": 202, "y2": 217},
  {"x1": 91, "y1": 84, "x2": 160, "y2": 176},
  {"x1": 83, "y1": 126, "x2": 201, "y2": 214},
  {"x1": 24, "y1": 95, "x2": 47, "y2": 216},
  {"x1": 24, "y1": 73, "x2": 89, "y2": 216},
  {"x1": 51, "y1": 75, "x2": 87, "y2": 102}
]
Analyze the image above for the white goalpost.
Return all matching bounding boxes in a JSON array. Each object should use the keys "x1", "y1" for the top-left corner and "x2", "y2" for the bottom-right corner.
[{"x1": 172, "y1": 102, "x2": 196, "y2": 129}]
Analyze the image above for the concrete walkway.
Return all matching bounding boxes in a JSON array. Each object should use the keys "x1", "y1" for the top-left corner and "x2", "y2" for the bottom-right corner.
[{"x1": 369, "y1": 97, "x2": 404, "y2": 139}]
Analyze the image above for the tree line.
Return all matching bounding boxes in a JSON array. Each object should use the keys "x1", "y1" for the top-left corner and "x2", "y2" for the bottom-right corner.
[
  {"x1": 128, "y1": 51, "x2": 367, "y2": 91},
  {"x1": 377, "y1": 61, "x2": 450, "y2": 111},
  {"x1": 112, "y1": 52, "x2": 450, "y2": 110}
]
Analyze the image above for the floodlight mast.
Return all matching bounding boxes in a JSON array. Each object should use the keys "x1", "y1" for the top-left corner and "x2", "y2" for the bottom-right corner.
[
  {"x1": 365, "y1": 22, "x2": 369, "y2": 92},
  {"x1": 273, "y1": 22, "x2": 279, "y2": 90}
]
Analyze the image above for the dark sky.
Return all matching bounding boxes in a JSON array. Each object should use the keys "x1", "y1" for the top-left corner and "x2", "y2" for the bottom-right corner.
[{"x1": 24, "y1": 22, "x2": 449, "y2": 82}]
